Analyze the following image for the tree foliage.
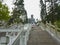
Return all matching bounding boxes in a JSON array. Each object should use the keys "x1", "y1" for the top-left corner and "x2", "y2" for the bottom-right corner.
[
  {"x1": 46, "y1": 3, "x2": 60, "y2": 24},
  {"x1": 12, "y1": 0, "x2": 28, "y2": 24},
  {"x1": 0, "y1": 2, "x2": 10, "y2": 21},
  {"x1": 45, "y1": 3, "x2": 60, "y2": 28}
]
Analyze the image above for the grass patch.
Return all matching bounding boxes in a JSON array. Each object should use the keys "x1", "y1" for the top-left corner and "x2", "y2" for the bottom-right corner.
[
  {"x1": 54, "y1": 21, "x2": 60, "y2": 32},
  {"x1": 55, "y1": 21, "x2": 60, "y2": 28}
]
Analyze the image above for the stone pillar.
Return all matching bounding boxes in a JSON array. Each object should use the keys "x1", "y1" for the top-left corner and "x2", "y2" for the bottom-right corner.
[{"x1": 0, "y1": 36, "x2": 9, "y2": 45}]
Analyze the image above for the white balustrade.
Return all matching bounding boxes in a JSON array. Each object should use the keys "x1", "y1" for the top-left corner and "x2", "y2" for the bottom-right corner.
[
  {"x1": 40, "y1": 22, "x2": 60, "y2": 42},
  {"x1": 0, "y1": 24, "x2": 32, "y2": 45},
  {"x1": 12, "y1": 24, "x2": 32, "y2": 45},
  {"x1": 45, "y1": 22, "x2": 60, "y2": 42}
]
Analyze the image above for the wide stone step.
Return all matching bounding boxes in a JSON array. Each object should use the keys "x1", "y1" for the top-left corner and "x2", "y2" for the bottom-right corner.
[{"x1": 27, "y1": 26, "x2": 60, "y2": 45}]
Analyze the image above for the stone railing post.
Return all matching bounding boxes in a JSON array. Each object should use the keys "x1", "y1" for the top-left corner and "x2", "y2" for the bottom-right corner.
[{"x1": 0, "y1": 36, "x2": 9, "y2": 45}]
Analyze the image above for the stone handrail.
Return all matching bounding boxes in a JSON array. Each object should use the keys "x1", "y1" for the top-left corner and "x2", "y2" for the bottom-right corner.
[
  {"x1": 46, "y1": 23, "x2": 60, "y2": 42},
  {"x1": 11, "y1": 24, "x2": 32, "y2": 45},
  {"x1": 0, "y1": 29, "x2": 21, "y2": 32},
  {"x1": 11, "y1": 30, "x2": 23, "y2": 45},
  {"x1": 46, "y1": 23, "x2": 60, "y2": 32},
  {"x1": 0, "y1": 25, "x2": 23, "y2": 45},
  {"x1": 40, "y1": 22, "x2": 60, "y2": 42},
  {"x1": 0, "y1": 24, "x2": 32, "y2": 45}
]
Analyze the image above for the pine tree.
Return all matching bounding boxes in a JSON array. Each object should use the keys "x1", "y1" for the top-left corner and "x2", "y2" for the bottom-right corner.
[{"x1": 12, "y1": 0, "x2": 28, "y2": 24}]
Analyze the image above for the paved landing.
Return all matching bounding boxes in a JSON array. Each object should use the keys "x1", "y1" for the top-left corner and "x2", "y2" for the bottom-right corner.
[{"x1": 27, "y1": 26, "x2": 60, "y2": 45}]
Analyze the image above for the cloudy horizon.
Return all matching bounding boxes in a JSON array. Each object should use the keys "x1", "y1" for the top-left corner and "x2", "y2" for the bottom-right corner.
[{"x1": 3, "y1": 0, "x2": 41, "y2": 20}]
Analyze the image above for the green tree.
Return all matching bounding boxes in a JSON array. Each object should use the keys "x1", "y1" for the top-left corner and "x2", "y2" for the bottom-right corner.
[
  {"x1": 12, "y1": 0, "x2": 28, "y2": 24},
  {"x1": 0, "y1": 2, "x2": 10, "y2": 21},
  {"x1": 46, "y1": 3, "x2": 59, "y2": 23},
  {"x1": 46, "y1": 3, "x2": 60, "y2": 28}
]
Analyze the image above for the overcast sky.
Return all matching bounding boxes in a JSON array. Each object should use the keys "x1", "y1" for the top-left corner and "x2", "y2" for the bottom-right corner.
[
  {"x1": 3, "y1": 0, "x2": 41, "y2": 20},
  {"x1": 24, "y1": 0, "x2": 41, "y2": 20},
  {"x1": 3, "y1": 0, "x2": 14, "y2": 11}
]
